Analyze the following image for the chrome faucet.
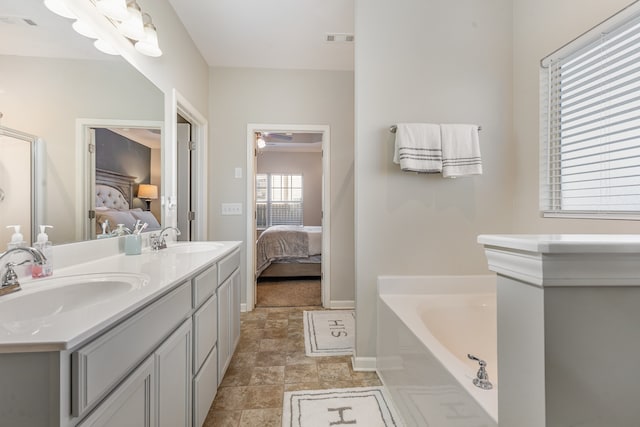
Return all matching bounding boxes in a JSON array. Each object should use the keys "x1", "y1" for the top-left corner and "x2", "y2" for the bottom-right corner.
[
  {"x1": 468, "y1": 354, "x2": 493, "y2": 390},
  {"x1": 150, "y1": 227, "x2": 181, "y2": 250},
  {"x1": 0, "y1": 247, "x2": 47, "y2": 296}
]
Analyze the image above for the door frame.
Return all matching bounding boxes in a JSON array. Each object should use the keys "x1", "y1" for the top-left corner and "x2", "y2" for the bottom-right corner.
[
  {"x1": 172, "y1": 89, "x2": 208, "y2": 240},
  {"x1": 76, "y1": 118, "x2": 163, "y2": 241},
  {"x1": 245, "y1": 123, "x2": 331, "y2": 311}
]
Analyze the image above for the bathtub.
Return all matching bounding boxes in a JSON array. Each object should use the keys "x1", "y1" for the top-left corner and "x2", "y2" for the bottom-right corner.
[{"x1": 377, "y1": 275, "x2": 497, "y2": 426}]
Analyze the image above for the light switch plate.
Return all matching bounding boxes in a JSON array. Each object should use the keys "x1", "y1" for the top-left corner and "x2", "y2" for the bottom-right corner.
[
  {"x1": 221, "y1": 203, "x2": 242, "y2": 215},
  {"x1": 234, "y1": 167, "x2": 242, "y2": 179}
]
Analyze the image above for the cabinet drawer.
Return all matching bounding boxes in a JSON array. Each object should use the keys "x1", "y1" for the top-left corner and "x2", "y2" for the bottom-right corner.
[
  {"x1": 193, "y1": 346, "x2": 217, "y2": 427},
  {"x1": 193, "y1": 293, "x2": 217, "y2": 372},
  {"x1": 72, "y1": 282, "x2": 191, "y2": 417},
  {"x1": 193, "y1": 264, "x2": 217, "y2": 308},
  {"x1": 218, "y1": 248, "x2": 240, "y2": 285}
]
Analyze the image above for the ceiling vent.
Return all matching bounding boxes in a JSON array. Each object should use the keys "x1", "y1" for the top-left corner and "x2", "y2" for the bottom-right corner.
[
  {"x1": 325, "y1": 33, "x2": 354, "y2": 43},
  {"x1": 0, "y1": 16, "x2": 37, "y2": 26}
]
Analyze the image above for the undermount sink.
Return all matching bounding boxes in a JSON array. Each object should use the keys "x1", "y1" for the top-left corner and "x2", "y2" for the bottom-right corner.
[
  {"x1": 0, "y1": 273, "x2": 148, "y2": 326},
  {"x1": 161, "y1": 242, "x2": 225, "y2": 254}
]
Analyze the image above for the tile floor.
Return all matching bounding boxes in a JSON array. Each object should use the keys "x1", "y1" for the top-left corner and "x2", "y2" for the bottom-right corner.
[{"x1": 204, "y1": 306, "x2": 381, "y2": 426}]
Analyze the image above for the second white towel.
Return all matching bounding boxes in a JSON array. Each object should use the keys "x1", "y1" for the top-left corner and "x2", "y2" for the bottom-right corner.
[{"x1": 440, "y1": 124, "x2": 482, "y2": 178}]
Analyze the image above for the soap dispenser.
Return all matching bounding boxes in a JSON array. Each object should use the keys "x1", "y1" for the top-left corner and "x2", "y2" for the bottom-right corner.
[
  {"x1": 32, "y1": 225, "x2": 53, "y2": 278},
  {"x1": 6, "y1": 225, "x2": 27, "y2": 250}
]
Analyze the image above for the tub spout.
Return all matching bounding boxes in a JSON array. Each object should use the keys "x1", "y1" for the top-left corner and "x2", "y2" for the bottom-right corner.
[{"x1": 468, "y1": 354, "x2": 493, "y2": 390}]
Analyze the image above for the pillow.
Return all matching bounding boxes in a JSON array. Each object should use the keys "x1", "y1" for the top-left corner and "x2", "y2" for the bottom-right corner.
[
  {"x1": 96, "y1": 210, "x2": 138, "y2": 232},
  {"x1": 130, "y1": 210, "x2": 161, "y2": 230}
]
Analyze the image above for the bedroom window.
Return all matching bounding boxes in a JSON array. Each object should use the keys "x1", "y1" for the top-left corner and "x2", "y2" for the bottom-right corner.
[
  {"x1": 256, "y1": 173, "x2": 303, "y2": 227},
  {"x1": 540, "y1": 6, "x2": 640, "y2": 219}
]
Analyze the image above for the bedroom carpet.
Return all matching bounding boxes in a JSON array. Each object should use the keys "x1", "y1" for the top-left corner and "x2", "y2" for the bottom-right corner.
[{"x1": 257, "y1": 279, "x2": 321, "y2": 307}]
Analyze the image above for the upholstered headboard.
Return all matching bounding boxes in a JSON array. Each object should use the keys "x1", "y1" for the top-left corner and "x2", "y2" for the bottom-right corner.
[{"x1": 95, "y1": 169, "x2": 136, "y2": 209}]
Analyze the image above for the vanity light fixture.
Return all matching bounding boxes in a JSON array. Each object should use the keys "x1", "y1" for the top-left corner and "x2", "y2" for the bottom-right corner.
[
  {"x1": 94, "y1": 38, "x2": 119, "y2": 55},
  {"x1": 42, "y1": 0, "x2": 163, "y2": 58},
  {"x1": 137, "y1": 184, "x2": 158, "y2": 211},
  {"x1": 95, "y1": 0, "x2": 129, "y2": 21},
  {"x1": 134, "y1": 13, "x2": 162, "y2": 57},
  {"x1": 117, "y1": 0, "x2": 145, "y2": 41},
  {"x1": 257, "y1": 134, "x2": 266, "y2": 149}
]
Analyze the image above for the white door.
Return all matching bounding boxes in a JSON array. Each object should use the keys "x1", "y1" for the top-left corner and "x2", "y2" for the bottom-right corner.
[{"x1": 177, "y1": 121, "x2": 194, "y2": 240}]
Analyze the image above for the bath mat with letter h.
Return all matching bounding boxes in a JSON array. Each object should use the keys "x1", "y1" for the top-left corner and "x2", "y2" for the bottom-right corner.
[
  {"x1": 282, "y1": 387, "x2": 403, "y2": 427},
  {"x1": 303, "y1": 310, "x2": 354, "y2": 356}
]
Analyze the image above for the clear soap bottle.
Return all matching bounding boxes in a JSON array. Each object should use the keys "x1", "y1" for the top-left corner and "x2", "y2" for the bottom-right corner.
[{"x1": 32, "y1": 225, "x2": 53, "y2": 278}]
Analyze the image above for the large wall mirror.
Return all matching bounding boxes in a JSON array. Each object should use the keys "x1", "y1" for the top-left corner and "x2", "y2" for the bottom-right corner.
[{"x1": 0, "y1": 0, "x2": 164, "y2": 245}]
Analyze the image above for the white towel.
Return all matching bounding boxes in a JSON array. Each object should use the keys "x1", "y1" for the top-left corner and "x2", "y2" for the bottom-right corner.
[
  {"x1": 440, "y1": 124, "x2": 482, "y2": 178},
  {"x1": 393, "y1": 123, "x2": 442, "y2": 173}
]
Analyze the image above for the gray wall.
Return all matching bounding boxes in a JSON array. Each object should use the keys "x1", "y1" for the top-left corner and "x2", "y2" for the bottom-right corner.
[
  {"x1": 354, "y1": 0, "x2": 514, "y2": 359},
  {"x1": 209, "y1": 67, "x2": 355, "y2": 303},
  {"x1": 257, "y1": 151, "x2": 323, "y2": 226}
]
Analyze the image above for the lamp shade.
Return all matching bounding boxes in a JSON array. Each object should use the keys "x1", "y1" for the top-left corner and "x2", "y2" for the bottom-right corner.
[
  {"x1": 96, "y1": 0, "x2": 129, "y2": 21},
  {"x1": 137, "y1": 184, "x2": 158, "y2": 200}
]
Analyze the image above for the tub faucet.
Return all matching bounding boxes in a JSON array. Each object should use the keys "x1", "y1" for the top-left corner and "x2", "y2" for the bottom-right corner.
[
  {"x1": 150, "y1": 227, "x2": 181, "y2": 250},
  {"x1": 468, "y1": 354, "x2": 493, "y2": 390},
  {"x1": 0, "y1": 247, "x2": 47, "y2": 296}
]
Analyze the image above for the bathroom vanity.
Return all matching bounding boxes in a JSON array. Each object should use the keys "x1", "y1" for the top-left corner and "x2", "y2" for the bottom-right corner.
[
  {"x1": 479, "y1": 234, "x2": 640, "y2": 427},
  {"x1": 0, "y1": 240, "x2": 241, "y2": 427}
]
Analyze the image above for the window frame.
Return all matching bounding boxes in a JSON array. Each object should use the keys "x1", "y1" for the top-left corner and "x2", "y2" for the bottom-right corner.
[
  {"x1": 540, "y1": 4, "x2": 640, "y2": 220},
  {"x1": 256, "y1": 173, "x2": 304, "y2": 228}
]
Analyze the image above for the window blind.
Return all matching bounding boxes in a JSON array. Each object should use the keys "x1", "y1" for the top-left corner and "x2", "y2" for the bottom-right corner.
[
  {"x1": 255, "y1": 173, "x2": 303, "y2": 227},
  {"x1": 541, "y1": 9, "x2": 640, "y2": 216}
]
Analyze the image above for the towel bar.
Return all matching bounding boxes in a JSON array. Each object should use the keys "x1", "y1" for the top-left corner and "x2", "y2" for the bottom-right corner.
[{"x1": 389, "y1": 124, "x2": 482, "y2": 133}]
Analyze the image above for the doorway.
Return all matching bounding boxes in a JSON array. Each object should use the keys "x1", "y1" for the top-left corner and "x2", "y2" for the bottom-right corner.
[{"x1": 245, "y1": 124, "x2": 331, "y2": 311}]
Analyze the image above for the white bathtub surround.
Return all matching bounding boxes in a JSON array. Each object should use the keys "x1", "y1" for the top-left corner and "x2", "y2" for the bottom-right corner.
[
  {"x1": 377, "y1": 275, "x2": 497, "y2": 427},
  {"x1": 282, "y1": 387, "x2": 402, "y2": 427},
  {"x1": 303, "y1": 310, "x2": 355, "y2": 356},
  {"x1": 479, "y1": 234, "x2": 640, "y2": 427}
]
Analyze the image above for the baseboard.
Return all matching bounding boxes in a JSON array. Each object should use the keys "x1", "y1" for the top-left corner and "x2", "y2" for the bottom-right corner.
[
  {"x1": 352, "y1": 356, "x2": 377, "y2": 372},
  {"x1": 327, "y1": 300, "x2": 355, "y2": 309}
]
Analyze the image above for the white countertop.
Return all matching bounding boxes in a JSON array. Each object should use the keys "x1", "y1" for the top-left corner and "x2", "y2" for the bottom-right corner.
[
  {"x1": 0, "y1": 241, "x2": 241, "y2": 353},
  {"x1": 477, "y1": 234, "x2": 640, "y2": 253}
]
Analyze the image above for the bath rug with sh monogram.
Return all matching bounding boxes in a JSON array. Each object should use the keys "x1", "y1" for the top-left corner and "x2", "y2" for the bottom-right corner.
[
  {"x1": 303, "y1": 310, "x2": 354, "y2": 356},
  {"x1": 282, "y1": 387, "x2": 403, "y2": 427}
]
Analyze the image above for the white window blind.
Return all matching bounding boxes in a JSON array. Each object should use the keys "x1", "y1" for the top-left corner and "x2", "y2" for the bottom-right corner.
[
  {"x1": 541, "y1": 6, "x2": 640, "y2": 217},
  {"x1": 256, "y1": 173, "x2": 303, "y2": 227}
]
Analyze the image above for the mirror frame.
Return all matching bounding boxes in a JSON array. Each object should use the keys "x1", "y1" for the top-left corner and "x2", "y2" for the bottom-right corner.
[{"x1": 0, "y1": 125, "x2": 44, "y2": 242}]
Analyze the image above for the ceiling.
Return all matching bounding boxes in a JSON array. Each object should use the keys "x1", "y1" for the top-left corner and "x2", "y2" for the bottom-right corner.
[{"x1": 167, "y1": 0, "x2": 355, "y2": 70}]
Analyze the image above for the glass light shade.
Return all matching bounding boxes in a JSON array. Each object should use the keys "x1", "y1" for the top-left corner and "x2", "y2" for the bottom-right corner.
[
  {"x1": 137, "y1": 184, "x2": 158, "y2": 200},
  {"x1": 135, "y1": 25, "x2": 162, "y2": 57},
  {"x1": 117, "y1": 1, "x2": 145, "y2": 40},
  {"x1": 257, "y1": 137, "x2": 266, "y2": 149},
  {"x1": 94, "y1": 39, "x2": 119, "y2": 56},
  {"x1": 96, "y1": 0, "x2": 129, "y2": 21},
  {"x1": 72, "y1": 20, "x2": 98, "y2": 39},
  {"x1": 44, "y1": 0, "x2": 77, "y2": 19}
]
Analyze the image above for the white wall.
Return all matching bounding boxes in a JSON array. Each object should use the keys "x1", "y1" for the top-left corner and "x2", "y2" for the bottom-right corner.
[
  {"x1": 354, "y1": 0, "x2": 514, "y2": 359},
  {"x1": 257, "y1": 151, "x2": 323, "y2": 226},
  {"x1": 0, "y1": 55, "x2": 163, "y2": 244},
  {"x1": 209, "y1": 67, "x2": 355, "y2": 303},
  {"x1": 512, "y1": 0, "x2": 640, "y2": 234}
]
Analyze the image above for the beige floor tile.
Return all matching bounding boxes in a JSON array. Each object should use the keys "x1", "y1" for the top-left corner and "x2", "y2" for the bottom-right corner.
[
  {"x1": 229, "y1": 352, "x2": 258, "y2": 369},
  {"x1": 263, "y1": 328, "x2": 289, "y2": 339},
  {"x1": 250, "y1": 366, "x2": 285, "y2": 385},
  {"x1": 255, "y1": 351, "x2": 286, "y2": 367},
  {"x1": 212, "y1": 386, "x2": 249, "y2": 411},
  {"x1": 285, "y1": 351, "x2": 316, "y2": 366},
  {"x1": 245, "y1": 385, "x2": 284, "y2": 409},
  {"x1": 265, "y1": 319, "x2": 288, "y2": 329},
  {"x1": 239, "y1": 408, "x2": 282, "y2": 427},
  {"x1": 219, "y1": 367, "x2": 253, "y2": 388},
  {"x1": 284, "y1": 382, "x2": 323, "y2": 392},
  {"x1": 285, "y1": 364, "x2": 319, "y2": 384},
  {"x1": 236, "y1": 338, "x2": 261, "y2": 353},
  {"x1": 260, "y1": 338, "x2": 288, "y2": 352},
  {"x1": 203, "y1": 409, "x2": 241, "y2": 427},
  {"x1": 318, "y1": 362, "x2": 353, "y2": 382}
]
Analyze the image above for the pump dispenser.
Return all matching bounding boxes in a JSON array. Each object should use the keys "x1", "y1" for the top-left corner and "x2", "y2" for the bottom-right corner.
[
  {"x1": 32, "y1": 225, "x2": 53, "y2": 278},
  {"x1": 6, "y1": 225, "x2": 26, "y2": 250}
]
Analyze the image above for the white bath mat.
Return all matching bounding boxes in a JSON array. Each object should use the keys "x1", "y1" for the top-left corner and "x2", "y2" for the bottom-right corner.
[
  {"x1": 303, "y1": 310, "x2": 355, "y2": 356},
  {"x1": 282, "y1": 387, "x2": 403, "y2": 427}
]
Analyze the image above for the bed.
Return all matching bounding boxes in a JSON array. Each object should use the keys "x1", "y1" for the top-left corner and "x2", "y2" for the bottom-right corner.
[
  {"x1": 94, "y1": 168, "x2": 161, "y2": 236},
  {"x1": 256, "y1": 225, "x2": 322, "y2": 278}
]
